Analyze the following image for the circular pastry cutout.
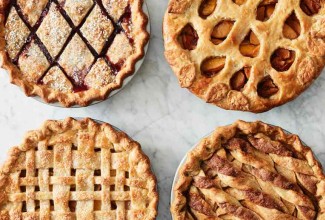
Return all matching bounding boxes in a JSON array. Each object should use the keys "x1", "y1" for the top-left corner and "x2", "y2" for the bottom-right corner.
[
  {"x1": 0, "y1": 0, "x2": 149, "y2": 107},
  {"x1": 171, "y1": 120, "x2": 325, "y2": 219},
  {"x1": 163, "y1": 0, "x2": 325, "y2": 112},
  {"x1": 0, "y1": 118, "x2": 158, "y2": 219}
]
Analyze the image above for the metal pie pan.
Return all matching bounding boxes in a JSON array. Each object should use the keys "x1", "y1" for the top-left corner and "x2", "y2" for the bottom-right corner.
[{"x1": 30, "y1": 2, "x2": 151, "y2": 108}]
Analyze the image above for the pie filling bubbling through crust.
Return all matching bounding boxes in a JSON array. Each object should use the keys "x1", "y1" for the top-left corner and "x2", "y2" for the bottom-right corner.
[
  {"x1": 0, "y1": 0, "x2": 149, "y2": 106},
  {"x1": 171, "y1": 121, "x2": 325, "y2": 220}
]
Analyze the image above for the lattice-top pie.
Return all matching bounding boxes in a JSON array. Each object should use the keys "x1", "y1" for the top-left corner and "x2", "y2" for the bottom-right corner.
[
  {"x1": 0, "y1": 118, "x2": 158, "y2": 219},
  {"x1": 0, "y1": 0, "x2": 149, "y2": 107},
  {"x1": 171, "y1": 121, "x2": 325, "y2": 219},
  {"x1": 163, "y1": 0, "x2": 325, "y2": 112}
]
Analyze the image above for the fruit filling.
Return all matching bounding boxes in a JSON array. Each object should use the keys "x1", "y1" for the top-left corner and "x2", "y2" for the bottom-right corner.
[
  {"x1": 256, "y1": 0, "x2": 278, "y2": 21},
  {"x1": 283, "y1": 12, "x2": 301, "y2": 40},
  {"x1": 233, "y1": 0, "x2": 247, "y2": 5},
  {"x1": 271, "y1": 48, "x2": 296, "y2": 72},
  {"x1": 201, "y1": 57, "x2": 226, "y2": 77},
  {"x1": 199, "y1": 0, "x2": 217, "y2": 18},
  {"x1": 211, "y1": 20, "x2": 234, "y2": 45},
  {"x1": 300, "y1": 0, "x2": 321, "y2": 16},
  {"x1": 230, "y1": 67, "x2": 250, "y2": 91},
  {"x1": 257, "y1": 76, "x2": 279, "y2": 98},
  {"x1": 178, "y1": 24, "x2": 199, "y2": 50},
  {"x1": 239, "y1": 31, "x2": 260, "y2": 58}
]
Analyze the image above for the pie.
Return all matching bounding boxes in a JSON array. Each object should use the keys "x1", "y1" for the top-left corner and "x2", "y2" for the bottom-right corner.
[
  {"x1": 163, "y1": 0, "x2": 325, "y2": 112},
  {"x1": 171, "y1": 121, "x2": 325, "y2": 219},
  {"x1": 0, "y1": 118, "x2": 158, "y2": 219},
  {"x1": 0, "y1": 0, "x2": 149, "y2": 107}
]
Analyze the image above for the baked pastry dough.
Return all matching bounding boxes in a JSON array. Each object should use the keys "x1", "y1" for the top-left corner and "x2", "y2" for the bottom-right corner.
[
  {"x1": 0, "y1": 0, "x2": 149, "y2": 107},
  {"x1": 171, "y1": 121, "x2": 325, "y2": 219},
  {"x1": 163, "y1": 0, "x2": 325, "y2": 112},
  {"x1": 0, "y1": 118, "x2": 158, "y2": 219}
]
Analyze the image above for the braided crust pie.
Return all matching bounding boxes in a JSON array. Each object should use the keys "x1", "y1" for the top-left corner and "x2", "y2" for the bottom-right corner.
[
  {"x1": 163, "y1": 0, "x2": 325, "y2": 112},
  {"x1": 171, "y1": 121, "x2": 325, "y2": 219},
  {"x1": 0, "y1": 0, "x2": 149, "y2": 107},
  {"x1": 0, "y1": 118, "x2": 158, "y2": 219}
]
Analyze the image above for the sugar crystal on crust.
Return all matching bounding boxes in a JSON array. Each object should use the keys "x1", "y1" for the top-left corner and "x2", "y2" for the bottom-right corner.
[
  {"x1": 5, "y1": 8, "x2": 30, "y2": 60},
  {"x1": 18, "y1": 41, "x2": 49, "y2": 83}
]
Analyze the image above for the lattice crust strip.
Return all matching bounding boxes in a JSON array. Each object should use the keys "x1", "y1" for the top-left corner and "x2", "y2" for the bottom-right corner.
[
  {"x1": 0, "y1": 0, "x2": 149, "y2": 107},
  {"x1": 171, "y1": 121, "x2": 325, "y2": 220},
  {"x1": 0, "y1": 118, "x2": 158, "y2": 219},
  {"x1": 164, "y1": 0, "x2": 325, "y2": 112}
]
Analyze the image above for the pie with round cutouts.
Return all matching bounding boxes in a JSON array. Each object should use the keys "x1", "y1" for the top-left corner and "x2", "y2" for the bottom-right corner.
[
  {"x1": 0, "y1": 118, "x2": 158, "y2": 219},
  {"x1": 0, "y1": 0, "x2": 149, "y2": 107},
  {"x1": 171, "y1": 121, "x2": 325, "y2": 219},
  {"x1": 163, "y1": 0, "x2": 325, "y2": 112}
]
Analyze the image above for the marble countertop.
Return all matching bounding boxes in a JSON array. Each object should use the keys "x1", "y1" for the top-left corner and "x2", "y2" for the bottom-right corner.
[{"x1": 0, "y1": 0, "x2": 325, "y2": 219}]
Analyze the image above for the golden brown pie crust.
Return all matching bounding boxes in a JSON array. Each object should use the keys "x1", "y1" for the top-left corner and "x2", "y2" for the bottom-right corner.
[
  {"x1": 171, "y1": 121, "x2": 325, "y2": 219},
  {"x1": 163, "y1": 0, "x2": 325, "y2": 112},
  {"x1": 0, "y1": 118, "x2": 158, "y2": 219},
  {"x1": 0, "y1": 0, "x2": 149, "y2": 107}
]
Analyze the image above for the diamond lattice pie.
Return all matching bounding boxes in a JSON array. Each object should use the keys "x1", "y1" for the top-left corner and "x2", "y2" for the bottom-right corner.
[
  {"x1": 0, "y1": 118, "x2": 158, "y2": 219},
  {"x1": 163, "y1": 0, "x2": 325, "y2": 112},
  {"x1": 0, "y1": 0, "x2": 149, "y2": 107},
  {"x1": 171, "y1": 121, "x2": 325, "y2": 219}
]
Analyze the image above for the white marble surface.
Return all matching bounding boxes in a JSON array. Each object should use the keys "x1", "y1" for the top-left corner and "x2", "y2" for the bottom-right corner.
[{"x1": 0, "y1": 0, "x2": 325, "y2": 219}]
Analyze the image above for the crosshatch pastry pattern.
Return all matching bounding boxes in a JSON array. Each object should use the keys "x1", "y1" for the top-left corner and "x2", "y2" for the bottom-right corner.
[
  {"x1": 164, "y1": 0, "x2": 325, "y2": 112},
  {"x1": 0, "y1": 118, "x2": 158, "y2": 219},
  {"x1": 171, "y1": 121, "x2": 325, "y2": 219},
  {"x1": 0, "y1": 0, "x2": 149, "y2": 107}
]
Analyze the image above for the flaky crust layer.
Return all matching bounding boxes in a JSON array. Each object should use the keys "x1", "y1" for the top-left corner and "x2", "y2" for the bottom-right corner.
[
  {"x1": 0, "y1": 0, "x2": 149, "y2": 107},
  {"x1": 171, "y1": 120, "x2": 325, "y2": 219},
  {"x1": 0, "y1": 118, "x2": 158, "y2": 219},
  {"x1": 163, "y1": 0, "x2": 325, "y2": 113}
]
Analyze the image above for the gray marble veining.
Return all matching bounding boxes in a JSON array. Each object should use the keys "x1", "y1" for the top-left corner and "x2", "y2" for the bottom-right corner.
[{"x1": 0, "y1": 1, "x2": 325, "y2": 219}]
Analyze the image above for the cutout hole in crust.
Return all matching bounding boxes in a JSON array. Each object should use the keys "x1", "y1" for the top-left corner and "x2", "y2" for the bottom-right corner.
[
  {"x1": 94, "y1": 200, "x2": 102, "y2": 211},
  {"x1": 230, "y1": 67, "x2": 251, "y2": 91},
  {"x1": 300, "y1": 0, "x2": 321, "y2": 16},
  {"x1": 257, "y1": 76, "x2": 279, "y2": 98},
  {"x1": 20, "y1": 186, "x2": 26, "y2": 192},
  {"x1": 35, "y1": 200, "x2": 40, "y2": 211},
  {"x1": 233, "y1": 0, "x2": 247, "y2": 5},
  {"x1": 95, "y1": 184, "x2": 102, "y2": 191},
  {"x1": 199, "y1": 0, "x2": 217, "y2": 18},
  {"x1": 125, "y1": 201, "x2": 131, "y2": 210},
  {"x1": 71, "y1": 169, "x2": 76, "y2": 176},
  {"x1": 256, "y1": 0, "x2": 278, "y2": 21},
  {"x1": 283, "y1": 12, "x2": 301, "y2": 39},
  {"x1": 201, "y1": 57, "x2": 226, "y2": 77},
  {"x1": 239, "y1": 30, "x2": 260, "y2": 58},
  {"x1": 50, "y1": 200, "x2": 54, "y2": 211},
  {"x1": 271, "y1": 48, "x2": 296, "y2": 72},
  {"x1": 70, "y1": 184, "x2": 76, "y2": 191},
  {"x1": 69, "y1": 201, "x2": 76, "y2": 212},
  {"x1": 20, "y1": 170, "x2": 26, "y2": 178},
  {"x1": 178, "y1": 24, "x2": 199, "y2": 50},
  {"x1": 111, "y1": 201, "x2": 117, "y2": 210},
  {"x1": 22, "y1": 201, "x2": 27, "y2": 212},
  {"x1": 94, "y1": 169, "x2": 101, "y2": 176},
  {"x1": 211, "y1": 20, "x2": 235, "y2": 45}
]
